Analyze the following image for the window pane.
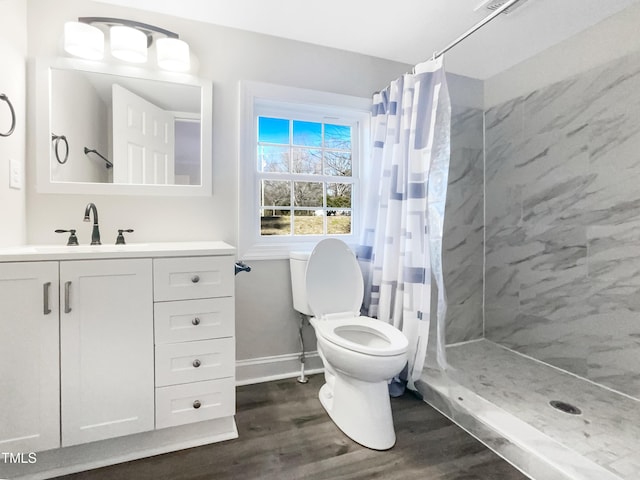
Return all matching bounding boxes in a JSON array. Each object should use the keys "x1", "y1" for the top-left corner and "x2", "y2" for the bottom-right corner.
[
  {"x1": 327, "y1": 183, "x2": 352, "y2": 209},
  {"x1": 258, "y1": 117, "x2": 289, "y2": 144},
  {"x1": 292, "y1": 148, "x2": 322, "y2": 174},
  {"x1": 293, "y1": 121, "x2": 322, "y2": 147},
  {"x1": 259, "y1": 146, "x2": 289, "y2": 172},
  {"x1": 261, "y1": 209, "x2": 290, "y2": 236},
  {"x1": 325, "y1": 124, "x2": 351, "y2": 149},
  {"x1": 327, "y1": 211, "x2": 352, "y2": 234},
  {"x1": 294, "y1": 210, "x2": 324, "y2": 235},
  {"x1": 324, "y1": 151, "x2": 352, "y2": 177},
  {"x1": 293, "y1": 182, "x2": 323, "y2": 207},
  {"x1": 261, "y1": 180, "x2": 291, "y2": 206}
]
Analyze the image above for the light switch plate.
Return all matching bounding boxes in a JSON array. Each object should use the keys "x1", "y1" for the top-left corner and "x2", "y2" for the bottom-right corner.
[{"x1": 9, "y1": 158, "x2": 22, "y2": 190}]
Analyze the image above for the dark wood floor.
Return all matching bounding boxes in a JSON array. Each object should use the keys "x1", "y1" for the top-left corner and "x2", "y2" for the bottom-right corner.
[{"x1": 56, "y1": 375, "x2": 528, "y2": 480}]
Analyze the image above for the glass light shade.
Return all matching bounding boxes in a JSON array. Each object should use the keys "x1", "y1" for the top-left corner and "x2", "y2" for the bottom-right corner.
[
  {"x1": 64, "y1": 21, "x2": 104, "y2": 60},
  {"x1": 110, "y1": 25, "x2": 147, "y2": 63},
  {"x1": 156, "y1": 37, "x2": 191, "y2": 72}
]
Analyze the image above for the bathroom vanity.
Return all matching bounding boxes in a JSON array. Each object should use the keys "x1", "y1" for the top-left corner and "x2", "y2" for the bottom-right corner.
[{"x1": 0, "y1": 241, "x2": 237, "y2": 480}]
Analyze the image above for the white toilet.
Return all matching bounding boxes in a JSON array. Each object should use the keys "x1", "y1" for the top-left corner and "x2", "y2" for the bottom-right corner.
[{"x1": 289, "y1": 238, "x2": 408, "y2": 450}]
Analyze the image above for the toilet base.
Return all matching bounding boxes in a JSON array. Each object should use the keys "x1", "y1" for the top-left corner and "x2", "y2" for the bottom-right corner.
[{"x1": 318, "y1": 373, "x2": 396, "y2": 450}]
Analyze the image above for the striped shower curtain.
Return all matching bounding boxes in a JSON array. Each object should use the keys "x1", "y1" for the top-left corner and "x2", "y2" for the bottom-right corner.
[{"x1": 358, "y1": 57, "x2": 451, "y2": 391}]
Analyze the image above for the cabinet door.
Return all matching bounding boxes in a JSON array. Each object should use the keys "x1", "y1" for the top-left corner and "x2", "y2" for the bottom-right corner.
[
  {"x1": 0, "y1": 262, "x2": 59, "y2": 453},
  {"x1": 60, "y1": 259, "x2": 154, "y2": 447}
]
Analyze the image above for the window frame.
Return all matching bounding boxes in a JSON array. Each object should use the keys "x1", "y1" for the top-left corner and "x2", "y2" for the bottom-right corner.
[{"x1": 239, "y1": 81, "x2": 371, "y2": 260}]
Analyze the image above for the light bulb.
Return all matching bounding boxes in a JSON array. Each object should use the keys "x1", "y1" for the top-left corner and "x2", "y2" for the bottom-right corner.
[
  {"x1": 64, "y1": 21, "x2": 104, "y2": 60},
  {"x1": 156, "y1": 37, "x2": 190, "y2": 72},
  {"x1": 110, "y1": 25, "x2": 147, "y2": 63}
]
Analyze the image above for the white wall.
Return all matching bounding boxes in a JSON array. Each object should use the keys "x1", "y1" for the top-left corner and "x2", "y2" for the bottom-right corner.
[
  {"x1": 0, "y1": 0, "x2": 27, "y2": 246},
  {"x1": 485, "y1": 1, "x2": 640, "y2": 107},
  {"x1": 24, "y1": 0, "x2": 410, "y2": 367},
  {"x1": 50, "y1": 69, "x2": 109, "y2": 183}
]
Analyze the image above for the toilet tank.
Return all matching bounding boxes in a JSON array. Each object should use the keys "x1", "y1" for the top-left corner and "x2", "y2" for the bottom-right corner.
[{"x1": 289, "y1": 251, "x2": 313, "y2": 316}]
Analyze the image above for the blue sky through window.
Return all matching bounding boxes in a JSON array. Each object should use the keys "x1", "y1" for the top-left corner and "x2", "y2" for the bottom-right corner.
[
  {"x1": 258, "y1": 117, "x2": 289, "y2": 144},
  {"x1": 259, "y1": 117, "x2": 351, "y2": 150},
  {"x1": 325, "y1": 124, "x2": 351, "y2": 149},
  {"x1": 293, "y1": 121, "x2": 321, "y2": 146}
]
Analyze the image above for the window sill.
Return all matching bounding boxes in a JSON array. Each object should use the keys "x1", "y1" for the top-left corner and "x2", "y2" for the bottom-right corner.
[{"x1": 239, "y1": 237, "x2": 357, "y2": 261}]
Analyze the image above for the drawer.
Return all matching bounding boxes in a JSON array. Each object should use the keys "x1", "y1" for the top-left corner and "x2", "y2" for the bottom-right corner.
[
  {"x1": 155, "y1": 378, "x2": 235, "y2": 429},
  {"x1": 155, "y1": 338, "x2": 235, "y2": 387},
  {"x1": 153, "y1": 256, "x2": 234, "y2": 301},
  {"x1": 154, "y1": 298, "x2": 234, "y2": 344}
]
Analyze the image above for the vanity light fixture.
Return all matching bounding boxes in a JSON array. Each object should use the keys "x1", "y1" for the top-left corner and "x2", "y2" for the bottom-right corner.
[{"x1": 63, "y1": 17, "x2": 191, "y2": 72}]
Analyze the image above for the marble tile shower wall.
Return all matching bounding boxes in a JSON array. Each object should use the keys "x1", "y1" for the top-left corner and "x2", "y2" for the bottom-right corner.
[
  {"x1": 484, "y1": 51, "x2": 640, "y2": 399},
  {"x1": 443, "y1": 104, "x2": 484, "y2": 344}
]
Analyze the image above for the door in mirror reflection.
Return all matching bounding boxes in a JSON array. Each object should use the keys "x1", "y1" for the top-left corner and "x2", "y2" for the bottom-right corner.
[{"x1": 112, "y1": 84, "x2": 175, "y2": 185}]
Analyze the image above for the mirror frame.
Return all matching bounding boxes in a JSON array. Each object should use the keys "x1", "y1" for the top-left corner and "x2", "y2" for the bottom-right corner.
[{"x1": 36, "y1": 57, "x2": 213, "y2": 196}]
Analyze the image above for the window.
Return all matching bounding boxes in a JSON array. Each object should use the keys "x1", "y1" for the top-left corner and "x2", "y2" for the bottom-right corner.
[
  {"x1": 258, "y1": 117, "x2": 354, "y2": 236},
  {"x1": 239, "y1": 82, "x2": 370, "y2": 259}
]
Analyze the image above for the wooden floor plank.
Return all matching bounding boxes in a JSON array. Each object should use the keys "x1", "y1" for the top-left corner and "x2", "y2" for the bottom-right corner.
[{"x1": 55, "y1": 375, "x2": 529, "y2": 480}]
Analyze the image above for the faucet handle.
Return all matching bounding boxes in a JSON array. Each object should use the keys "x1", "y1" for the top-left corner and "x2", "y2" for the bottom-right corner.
[
  {"x1": 115, "y1": 229, "x2": 134, "y2": 245},
  {"x1": 55, "y1": 229, "x2": 79, "y2": 246}
]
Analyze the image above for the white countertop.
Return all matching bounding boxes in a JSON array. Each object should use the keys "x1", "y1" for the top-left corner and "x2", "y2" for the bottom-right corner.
[{"x1": 0, "y1": 241, "x2": 236, "y2": 262}]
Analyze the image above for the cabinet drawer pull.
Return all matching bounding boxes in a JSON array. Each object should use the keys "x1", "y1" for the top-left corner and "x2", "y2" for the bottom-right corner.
[
  {"x1": 191, "y1": 274, "x2": 200, "y2": 283},
  {"x1": 64, "y1": 281, "x2": 72, "y2": 313},
  {"x1": 192, "y1": 359, "x2": 201, "y2": 368},
  {"x1": 192, "y1": 317, "x2": 201, "y2": 326},
  {"x1": 43, "y1": 282, "x2": 52, "y2": 315},
  {"x1": 193, "y1": 400, "x2": 201, "y2": 409}
]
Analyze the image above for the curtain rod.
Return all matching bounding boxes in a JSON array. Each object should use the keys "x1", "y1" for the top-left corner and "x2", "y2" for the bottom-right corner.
[
  {"x1": 374, "y1": 0, "x2": 524, "y2": 92},
  {"x1": 431, "y1": 0, "x2": 523, "y2": 60}
]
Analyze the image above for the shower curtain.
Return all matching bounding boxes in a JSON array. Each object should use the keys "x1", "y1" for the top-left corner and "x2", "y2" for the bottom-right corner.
[{"x1": 358, "y1": 57, "x2": 451, "y2": 391}]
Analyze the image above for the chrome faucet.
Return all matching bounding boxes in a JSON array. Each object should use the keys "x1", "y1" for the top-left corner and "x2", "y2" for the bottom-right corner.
[{"x1": 83, "y1": 203, "x2": 101, "y2": 245}]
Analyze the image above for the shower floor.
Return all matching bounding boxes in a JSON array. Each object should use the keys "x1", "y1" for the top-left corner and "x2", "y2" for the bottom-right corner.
[{"x1": 416, "y1": 339, "x2": 640, "y2": 480}]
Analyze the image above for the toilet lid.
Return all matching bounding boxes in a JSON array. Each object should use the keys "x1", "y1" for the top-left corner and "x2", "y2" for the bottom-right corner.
[{"x1": 306, "y1": 238, "x2": 363, "y2": 319}]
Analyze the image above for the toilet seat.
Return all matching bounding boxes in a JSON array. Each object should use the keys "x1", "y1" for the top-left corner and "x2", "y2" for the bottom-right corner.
[{"x1": 315, "y1": 316, "x2": 408, "y2": 357}]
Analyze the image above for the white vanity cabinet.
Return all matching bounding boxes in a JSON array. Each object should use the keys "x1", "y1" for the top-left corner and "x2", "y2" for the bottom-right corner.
[
  {"x1": 0, "y1": 242, "x2": 237, "y2": 480},
  {"x1": 0, "y1": 262, "x2": 60, "y2": 454},
  {"x1": 59, "y1": 259, "x2": 154, "y2": 447}
]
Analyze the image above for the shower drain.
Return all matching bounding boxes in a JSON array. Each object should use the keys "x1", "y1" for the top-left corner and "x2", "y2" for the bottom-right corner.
[{"x1": 549, "y1": 400, "x2": 582, "y2": 415}]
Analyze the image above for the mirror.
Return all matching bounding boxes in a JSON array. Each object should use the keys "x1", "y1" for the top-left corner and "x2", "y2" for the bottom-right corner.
[{"x1": 36, "y1": 58, "x2": 212, "y2": 195}]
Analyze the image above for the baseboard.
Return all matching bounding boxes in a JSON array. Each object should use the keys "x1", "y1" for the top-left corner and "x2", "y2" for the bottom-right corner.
[{"x1": 236, "y1": 351, "x2": 324, "y2": 386}]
